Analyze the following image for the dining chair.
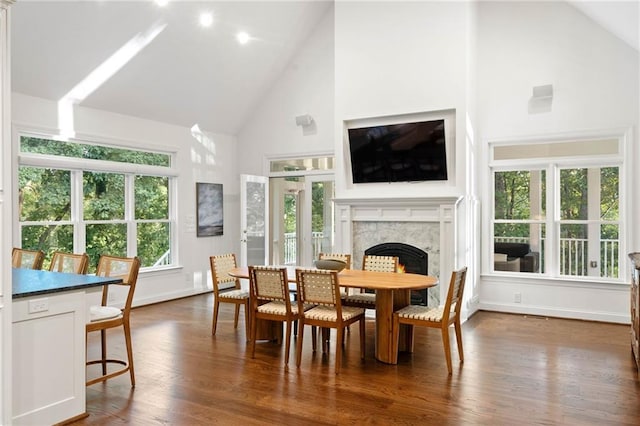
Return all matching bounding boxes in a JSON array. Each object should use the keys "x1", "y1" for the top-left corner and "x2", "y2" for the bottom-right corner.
[
  {"x1": 86, "y1": 255, "x2": 141, "y2": 386},
  {"x1": 249, "y1": 266, "x2": 310, "y2": 365},
  {"x1": 11, "y1": 247, "x2": 45, "y2": 270},
  {"x1": 49, "y1": 251, "x2": 89, "y2": 274},
  {"x1": 342, "y1": 255, "x2": 399, "y2": 309},
  {"x1": 295, "y1": 268, "x2": 365, "y2": 374},
  {"x1": 392, "y1": 267, "x2": 467, "y2": 374},
  {"x1": 319, "y1": 252, "x2": 352, "y2": 295},
  {"x1": 210, "y1": 254, "x2": 250, "y2": 337}
]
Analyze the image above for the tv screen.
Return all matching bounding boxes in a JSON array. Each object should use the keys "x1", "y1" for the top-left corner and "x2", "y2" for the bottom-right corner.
[{"x1": 348, "y1": 119, "x2": 448, "y2": 184}]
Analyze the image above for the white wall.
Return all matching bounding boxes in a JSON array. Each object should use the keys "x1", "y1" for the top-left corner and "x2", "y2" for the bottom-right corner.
[
  {"x1": 477, "y1": 1, "x2": 639, "y2": 323},
  {"x1": 334, "y1": 1, "x2": 473, "y2": 201},
  {"x1": 12, "y1": 93, "x2": 240, "y2": 307},
  {"x1": 333, "y1": 1, "x2": 477, "y2": 313},
  {"x1": 236, "y1": 5, "x2": 335, "y2": 175}
]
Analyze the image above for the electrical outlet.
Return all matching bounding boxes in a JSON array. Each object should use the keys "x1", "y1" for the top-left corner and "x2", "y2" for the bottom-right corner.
[
  {"x1": 28, "y1": 298, "x2": 49, "y2": 313},
  {"x1": 514, "y1": 292, "x2": 522, "y2": 303}
]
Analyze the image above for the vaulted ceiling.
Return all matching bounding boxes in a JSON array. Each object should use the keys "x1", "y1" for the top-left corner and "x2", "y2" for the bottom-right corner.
[
  {"x1": 11, "y1": 1, "x2": 637, "y2": 137},
  {"x1": 11, "y1": 1, "x2": 332, "y2": 135}
]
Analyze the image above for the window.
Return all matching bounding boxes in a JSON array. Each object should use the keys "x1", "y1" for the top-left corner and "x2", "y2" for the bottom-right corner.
[
  {"x1": 18, "y1": 135, "x2": 176, "y2": 272},
  {"x1": 490, "y1": 137, "x2": 623, "y2": 280}
]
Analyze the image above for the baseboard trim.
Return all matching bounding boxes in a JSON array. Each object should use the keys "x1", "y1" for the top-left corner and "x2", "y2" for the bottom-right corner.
[{"x1": 479, "y1": 302, "x2": 629, "y2": 324}]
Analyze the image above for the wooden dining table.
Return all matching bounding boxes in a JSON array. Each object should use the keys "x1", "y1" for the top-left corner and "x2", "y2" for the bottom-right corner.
[{"x1": 229, "y1": 266, "x2": 438, "y2": 364}]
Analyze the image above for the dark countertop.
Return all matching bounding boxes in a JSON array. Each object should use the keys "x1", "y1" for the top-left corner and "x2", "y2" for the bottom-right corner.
[{"x1": 12, "y1": 268, "x2": 122, "y2": 299}]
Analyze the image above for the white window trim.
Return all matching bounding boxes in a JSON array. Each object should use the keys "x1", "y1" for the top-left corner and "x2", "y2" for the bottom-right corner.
[
  {"x1": 483, "y1": 127, "x2": 631, "y2": 285},
  {"x1": 14, "y1": 127, "x2": 179, "y2": 271}
]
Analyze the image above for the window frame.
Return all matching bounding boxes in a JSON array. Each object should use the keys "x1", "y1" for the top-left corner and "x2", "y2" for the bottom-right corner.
[
  {"x1": 14, "y1": 128, "x2": 179, "y2": 272},
  {"x1": 487, "y1": 129, "x2": 629, "y2": 284}
]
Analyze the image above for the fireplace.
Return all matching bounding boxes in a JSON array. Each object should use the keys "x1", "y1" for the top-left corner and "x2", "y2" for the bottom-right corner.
[
  {"x1": 365, "y1": 242, "x2": 429, "y2": 305},
  {"x1": 334, "y1": 195, "x2": 462, "y2": 309}
]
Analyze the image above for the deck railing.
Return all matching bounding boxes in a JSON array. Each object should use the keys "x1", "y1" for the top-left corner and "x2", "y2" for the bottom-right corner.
[
  {"x1": 495, "y1": 236, "x2": 619, "y2": 277},
  {"x1": 283, "y1": 232, "x2": 324, "y2": 265}
]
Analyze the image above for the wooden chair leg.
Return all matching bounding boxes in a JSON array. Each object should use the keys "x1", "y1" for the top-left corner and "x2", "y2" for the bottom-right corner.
[
  {"x1": 454, "y1": 320, "x2": 464, "y2": 362},
  {"x1": 123, "y1": 321, "x2": 135, "y2": 387},
  {"x1": 296, "y1": 321, "x2": 305, "y2": 367},
  {"x1": 359, "y1": 318, "x2": 366, "y2": 360},
  {"x1": 284, "y1": 321, "x2": 293, "y2": 365},
  {"x1": 322, "y1": 328, "x2": 330, "y2": 353},
  {"x1": 335, "y1": 327, "x2": 343, "y2": 374},
  {"x1": 100, "y1": 329, "x2": 107, "y2": 375},
  {"x1": 311, "y1": 326, "x2": 317, "y2": 352},
  {"x1": 250, "y1": 312, "x2": 258, "y2": 359},
  {"x1": 233, "y1": 304, "x2": 241, "y2": 329},
  {"x1": 244, "y1": 300, "x2": 250, "y2": 341},
  {"x1": 441, "y1": 326, "x2": 453, "y2": 375},
  {"x1": 212, "y1": 300, "x2": 220, "y2": 335}
]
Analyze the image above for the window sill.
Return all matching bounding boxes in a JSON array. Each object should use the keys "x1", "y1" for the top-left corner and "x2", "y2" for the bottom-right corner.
[
  {"x1": 139, "y1": 264, "x2": 184, "y2": 277},
  {"x1": 481, "y1": 272, "x2": 627, "y2": 290}
]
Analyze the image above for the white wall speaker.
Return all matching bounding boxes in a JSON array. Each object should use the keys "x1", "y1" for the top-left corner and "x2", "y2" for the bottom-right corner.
[{"x1": 295, "y1": 114, "x2": 313, "y2": 126}]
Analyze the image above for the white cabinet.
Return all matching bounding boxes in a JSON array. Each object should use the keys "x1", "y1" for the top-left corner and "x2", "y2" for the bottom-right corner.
[{"x1": 12, "y1": 290, "x2": 88, "y2": 425}]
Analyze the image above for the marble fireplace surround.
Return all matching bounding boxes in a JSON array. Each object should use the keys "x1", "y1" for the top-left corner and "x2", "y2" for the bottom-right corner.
[{"x1": 334, "y1": 196, "x2": 462, "y2": 307}]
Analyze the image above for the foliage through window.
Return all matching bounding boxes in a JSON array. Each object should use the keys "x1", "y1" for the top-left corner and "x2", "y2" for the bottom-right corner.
[
  {"x1": 491, "y1": 138, "x2": 622, "y2": 280},
  {"x1": 18, "y1": 135, "x2": 175, "y2": 272}
]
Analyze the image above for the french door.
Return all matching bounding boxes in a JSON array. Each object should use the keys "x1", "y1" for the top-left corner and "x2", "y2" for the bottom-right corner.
[
  {"x1": 271, "y1": 174, "x2": 334, "y2": 267},
  {"x1": 239, "y1": 175, "x2": 269, "y2": 267}
]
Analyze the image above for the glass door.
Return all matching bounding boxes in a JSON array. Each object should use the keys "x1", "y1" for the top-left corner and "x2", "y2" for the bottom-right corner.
[
  {"x1": 270, "y1": 177, "x2": 302, "y2": 266},
  {"x1": 302, "y1": 175, "x2": 335, "y2": 266},
  {"x1": 240, "y1": 174, "x2": 268, "y2": 266},
  {"x1": 271, "y1": 174, "x2": 334, "y2": 267}
]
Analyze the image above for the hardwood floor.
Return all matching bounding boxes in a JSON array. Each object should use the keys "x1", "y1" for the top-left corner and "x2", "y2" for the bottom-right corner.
[{"x1": 75, "y1": 293, "x2": 640, "y2": 425}]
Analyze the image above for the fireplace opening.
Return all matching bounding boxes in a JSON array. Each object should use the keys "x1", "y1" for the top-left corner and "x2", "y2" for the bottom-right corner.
[{"x1": 364, "y1": 242, "x2": 429, "y2": 305}]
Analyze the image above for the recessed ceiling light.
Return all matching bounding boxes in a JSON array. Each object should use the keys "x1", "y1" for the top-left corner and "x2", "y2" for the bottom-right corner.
[
  {"x1": 236, "y1": 32, "x2": 251, "y2": 45},
  {"x1": 155, "y1": 0, "x2": 169, "y2": 7},
  {"x1": 199, "y1": 12, "x2": 213, "y2": 28}
]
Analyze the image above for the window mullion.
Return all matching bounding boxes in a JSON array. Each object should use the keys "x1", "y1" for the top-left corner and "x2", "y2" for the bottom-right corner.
[
  {"x1": 126, "y1": 174, "x2": 136, "y2": 258},
  {"x1": 587, "y1": 168, "x2": 601, "y2": 277},
  {"x1": 547, "y1": 164, "x2": 558, "y2": 276},
  {"x1": 73, "y1": 170, "x2": 86, "y2": 253}
]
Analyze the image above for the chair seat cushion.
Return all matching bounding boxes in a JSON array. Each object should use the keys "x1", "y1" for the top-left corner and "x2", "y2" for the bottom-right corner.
[
  {"x1": 396, "y1": 305, "x2": 454, "y2": 322},
  {"x1": 343, "y1": 292, "x2": 376, "y2": 305},
  {"x1": 304, "y1": 305, "x2": 364, "y2": 321},
  {"x1": 257, "y1": 301, "x2": 313, "y2": 315},
  {"x1": 89, "y1": 305, "x2": 122, "y2": 322},
  {"x1": 219, "y1": 289, "x2": 249, "y2": 300}
]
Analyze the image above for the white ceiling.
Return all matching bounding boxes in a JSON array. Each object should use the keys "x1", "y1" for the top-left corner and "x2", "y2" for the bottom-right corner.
[
  {"x1": 569, "y1": 0, "x2": 639, "y2": 51},
  {"x1": 11, "y1": 1, "x2": 332, "y2": 135},
  {"x1": 11, "y1": 1, "x2": 637, "y2": 137}
]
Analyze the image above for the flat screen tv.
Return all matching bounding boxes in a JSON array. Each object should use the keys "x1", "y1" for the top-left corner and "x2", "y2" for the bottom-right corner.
[{"x1": 348, "y1": 119, "x2": 448, "y2": 184}]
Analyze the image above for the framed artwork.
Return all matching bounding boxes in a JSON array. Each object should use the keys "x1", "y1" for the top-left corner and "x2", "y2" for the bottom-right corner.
[{"x1": 196, "y1": 182, "x2": 223, "y2": 237}]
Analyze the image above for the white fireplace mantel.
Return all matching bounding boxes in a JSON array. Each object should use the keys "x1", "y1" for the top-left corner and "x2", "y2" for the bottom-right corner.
[
  {"x1": 334, "y1": 195, "x2": 464, "y2": 305},
  {"x1": 334, "y1": 196, "x2": 462, "y2": 222}
]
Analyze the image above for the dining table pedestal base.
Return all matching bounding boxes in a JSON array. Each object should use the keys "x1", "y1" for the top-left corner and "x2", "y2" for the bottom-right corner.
[
  {"x1": 253, "y1": 319, "x2": 283, "y2": 344},
  {"x1": 376, "y1": 288, "x2": 413, "y2": 364}
]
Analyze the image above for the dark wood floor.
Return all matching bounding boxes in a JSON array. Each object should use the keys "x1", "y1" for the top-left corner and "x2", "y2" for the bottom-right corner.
[{"x1": 75, "y1": 293, "x2": 640, "y2": 425}]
